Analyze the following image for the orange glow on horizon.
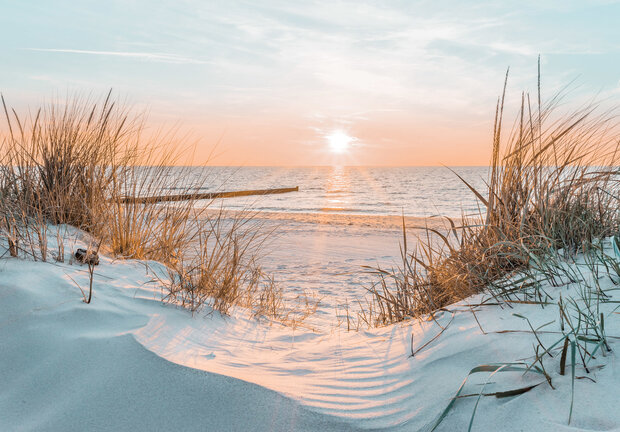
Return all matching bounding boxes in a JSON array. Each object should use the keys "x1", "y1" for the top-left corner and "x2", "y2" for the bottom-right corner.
[{"x1": 168, "y1": 111, "x2": 495, "y2": 167}]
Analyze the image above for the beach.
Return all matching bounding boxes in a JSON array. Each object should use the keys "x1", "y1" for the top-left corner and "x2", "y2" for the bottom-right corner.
[
  {"x1": 212, "y1": 210, "x2": 450, "y2": 330},
  {"x1": 2, "y1": 214, "x2": 619, "y2": 431},
  {"x1": 3, "y1": 2, "x2": 620, "y2": 429}
]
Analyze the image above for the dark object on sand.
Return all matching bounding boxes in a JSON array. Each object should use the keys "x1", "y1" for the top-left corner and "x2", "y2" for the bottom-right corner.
[
  {"x1": 119, "y1": 186, "x2": 299, "y2": 204},
  {"x1": 75, "y1": 248, "x2": 100, "y2": 266}
]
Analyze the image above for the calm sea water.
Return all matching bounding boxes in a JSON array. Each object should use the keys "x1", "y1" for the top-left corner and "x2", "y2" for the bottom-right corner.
[{"x1": 174, "y1": 166, "x2": 490, "y2": 218}]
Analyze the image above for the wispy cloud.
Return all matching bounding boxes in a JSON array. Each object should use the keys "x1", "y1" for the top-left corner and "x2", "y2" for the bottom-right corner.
[
  {"x1": 4, "y1": 0, "x2": 618, "y2": 164},
  {"x1": 25, "y1": 48, "x2": 209, "y2": 64}
]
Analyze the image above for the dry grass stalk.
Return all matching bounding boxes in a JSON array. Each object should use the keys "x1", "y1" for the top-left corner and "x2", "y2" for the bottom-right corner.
[
  {"x1": 367, "y1": 67, "x2": 620, "y2": 326},
  {"x1": 0, "y1": 92, "x2": 289, "y2": 319},
  {"x1": 153, "y1": 208, "x2": 315, "y2": 321}
]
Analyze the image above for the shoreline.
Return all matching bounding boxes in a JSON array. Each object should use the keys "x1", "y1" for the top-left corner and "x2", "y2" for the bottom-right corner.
[
  {"x1": 205, "y1": 208, "x2": 458, "y2": 231},
  {"x1": 200, "y1": 207, "x2": 455, "y2": 333}
]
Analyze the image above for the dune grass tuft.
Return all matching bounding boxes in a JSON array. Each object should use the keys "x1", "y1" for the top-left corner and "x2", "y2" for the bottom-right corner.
[
  {"x1": 0, "y1": 91, "x2": 290, "y2": 319},
  {"x1": 366, "y1": 67, "x2": 619, "y2": 326},
  {"x1": 363, "y1": 63, "x2": 620, "y2": 429}
]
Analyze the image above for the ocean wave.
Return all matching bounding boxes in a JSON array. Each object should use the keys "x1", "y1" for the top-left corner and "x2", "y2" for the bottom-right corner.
[
  {"x1": 155, "y1": 166, "x2": 489, "y2": 217},
  {"x1": 319, "y1": 207, "x2": 367, "y2": 213},
  {"x1": 324, "y1": 189, "x2": 350, "y2": 194}
]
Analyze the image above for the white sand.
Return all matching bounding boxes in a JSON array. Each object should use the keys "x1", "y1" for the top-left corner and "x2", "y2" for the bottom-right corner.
[
  {"x1": 1, "y1": 217, "x2": 619, "y2": 431},
  {"x1": 225, "y1": 210, "x2": 448, "y2": 330}
]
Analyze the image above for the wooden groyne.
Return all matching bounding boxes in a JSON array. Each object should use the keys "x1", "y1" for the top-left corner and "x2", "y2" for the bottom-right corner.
[{"x1": 119, "y1": 186, "x2": 299, "y2": 204}]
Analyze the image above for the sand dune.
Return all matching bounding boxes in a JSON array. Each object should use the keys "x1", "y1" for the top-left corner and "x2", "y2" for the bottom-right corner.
[{"x1": 1, "y1": 222, "x2": 619, "y2": 431}]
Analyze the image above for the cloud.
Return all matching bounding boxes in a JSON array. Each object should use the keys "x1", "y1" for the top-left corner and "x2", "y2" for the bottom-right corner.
[
  {"x1": 25, "y1": 48, "x2": 209, "y2": 65},
  {"x1": 14, "y1": 1, "x2": 620, "y2": 125}
]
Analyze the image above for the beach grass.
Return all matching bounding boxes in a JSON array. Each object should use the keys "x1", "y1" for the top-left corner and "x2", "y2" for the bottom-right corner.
[
  {"x1": 366, "y1": 67, "x2": 619, "y2": 326},
  {"x1": 362, "y1": 64, "x2": 620, "y2": 430},
  {"x1": 0, "y1": 91, "x2": 286, "y2": 318}
]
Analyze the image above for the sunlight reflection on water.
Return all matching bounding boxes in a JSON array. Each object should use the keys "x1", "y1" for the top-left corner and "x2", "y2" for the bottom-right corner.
[{"x1": 173, "y1": 166, "x2": 489, "y2": 217}]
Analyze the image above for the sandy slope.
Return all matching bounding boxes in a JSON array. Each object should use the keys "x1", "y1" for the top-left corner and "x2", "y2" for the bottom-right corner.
[
  {"x1": 1, "y1": 218, "x2": 619, "y2": 431},
  {"x1": 0, "y1": 258, "x2": 352, "y2": 432}
]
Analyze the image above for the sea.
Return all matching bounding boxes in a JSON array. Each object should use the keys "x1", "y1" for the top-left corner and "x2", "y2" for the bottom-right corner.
[{"x1": 175, "y1": 166, "x2": 490, "y2": 218}]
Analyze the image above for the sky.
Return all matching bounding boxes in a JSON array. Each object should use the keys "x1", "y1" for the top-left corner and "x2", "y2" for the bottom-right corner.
[{"x1": 1, "y1": 0, "x2": 619, "y2": 166}]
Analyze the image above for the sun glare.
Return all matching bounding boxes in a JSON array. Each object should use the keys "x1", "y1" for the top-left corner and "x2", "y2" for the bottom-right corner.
[{"x1": 326, "y1": 130, "x2": 354, "y2": 154}]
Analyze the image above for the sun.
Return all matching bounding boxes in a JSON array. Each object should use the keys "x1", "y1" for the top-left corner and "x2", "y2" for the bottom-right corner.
[{"x1": 326, "y1": 130, "x2": 354, "y2": 154}]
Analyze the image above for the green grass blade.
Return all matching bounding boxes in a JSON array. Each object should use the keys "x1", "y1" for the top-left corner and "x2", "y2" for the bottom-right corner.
[
  {"x1": 569, "y1": 339, "x2": 576, "y2": 424},
  {"x1": 427, "y1": 363, "x2": 544, "y2": 432}
]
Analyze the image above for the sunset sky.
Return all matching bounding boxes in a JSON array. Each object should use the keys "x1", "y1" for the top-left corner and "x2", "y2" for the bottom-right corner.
[{"x1": 1, "y1": 1, "x2": 619, "y2": 166}]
